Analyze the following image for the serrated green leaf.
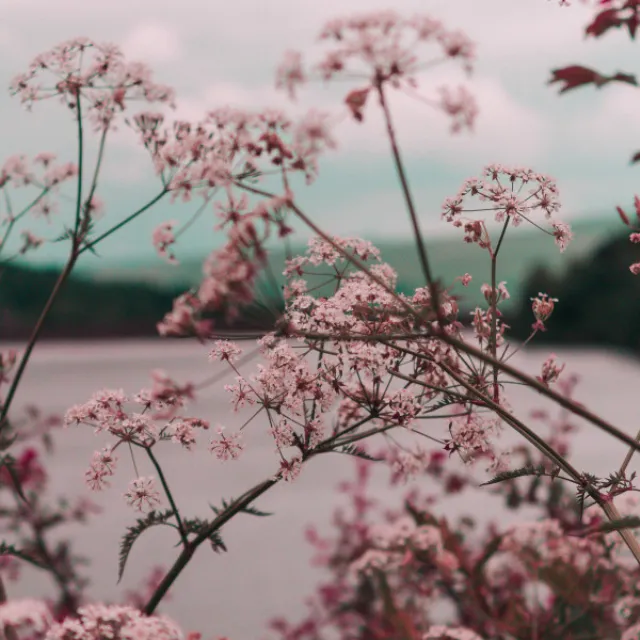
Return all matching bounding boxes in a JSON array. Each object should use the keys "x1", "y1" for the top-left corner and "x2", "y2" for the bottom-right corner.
[
  {"x1": 427, "y1": 395, "x2": 461, "y2": 413},
  {"x1": 336, "y1": 444, "x2": 383, "y2": 462},
  {"x1": 52, "y1": 227, "x2": 74, "y2": 243},
  {"x1": 209, "y1": 498, "x2": 273, "y2": 518},
  {"x1": 183, "y1": 517, "x2": 227, "y2": 552},
  {"x1": 481, "y1": 464, "x2": 547, "y2": 486},
  {"x1": 238, "y1": 504, "x2": 272, "y2": 517},
  {"x1": 209, "y1": 530, "x2": 227, "y2": 552},
  {"x1": 118, "y1": 509, "x2": 175, "y2": 582}
]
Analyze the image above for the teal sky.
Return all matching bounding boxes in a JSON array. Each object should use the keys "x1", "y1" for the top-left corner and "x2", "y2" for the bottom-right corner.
[{"x1": 2, "y1": 0, "x2": 640, "y2": 274}]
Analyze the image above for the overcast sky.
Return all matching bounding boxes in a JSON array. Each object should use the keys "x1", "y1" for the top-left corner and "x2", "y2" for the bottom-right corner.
[{"x1": 2, "y1": 0, "x2": 639, "y2": 270}]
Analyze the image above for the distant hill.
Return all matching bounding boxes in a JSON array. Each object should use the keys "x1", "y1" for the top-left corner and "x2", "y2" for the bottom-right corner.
[
  {"x1": 507, "y1": 230, "x2": 640, "y2": 354},
  {"x1": 83, "y1": 214, "x2": 623, "y2": 311},
  {"x1": 3, "y1": 213, "x2": 627, "y2": 342}
]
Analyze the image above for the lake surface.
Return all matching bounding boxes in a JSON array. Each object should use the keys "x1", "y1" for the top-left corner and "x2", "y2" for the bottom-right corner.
[{"x1": 4, "y1": 338, "x2": 640, "y2": 638}]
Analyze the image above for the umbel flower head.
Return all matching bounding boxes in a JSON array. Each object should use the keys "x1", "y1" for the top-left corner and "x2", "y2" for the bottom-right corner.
[{"x1": 0, "y1": 601, "x2": 185, "y2": 640}]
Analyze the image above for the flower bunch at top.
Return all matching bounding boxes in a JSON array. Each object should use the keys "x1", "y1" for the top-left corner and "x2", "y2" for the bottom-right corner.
[
  {"x1": 276, "y1": 11, "x2": 477, "y2": 132},
  {"x1": 442, "y1": 163, "x2": 572, "y2": 253},
  {"x1": 131, "y1": 107, "x2": 336, "y2": 200},
  {"x1": 10, "y1": 38, "x2": 175, "y2": 130}
]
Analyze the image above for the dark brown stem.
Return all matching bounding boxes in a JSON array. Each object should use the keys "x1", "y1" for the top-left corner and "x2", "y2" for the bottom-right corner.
[
  {"x1": 234, "y1": 182, "x2": 640, "y2": 456},
  {"x1": 144, "y1": 478, "x2": 277, "y2": 614},
  {"x1": 439, "y1": 360, "x2": 640, "y2": 566}
]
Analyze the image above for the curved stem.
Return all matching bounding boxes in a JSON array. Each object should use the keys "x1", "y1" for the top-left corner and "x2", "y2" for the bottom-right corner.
[
  {"x1": 144, "y1": 477, "x2": 277, "y2": 614},
  {"x1": 619, "y1": 429, "x2": 640, "y2": 476},
  {"x1": 234, "y1": 183, "x2": 640, "y2": 456},
  {"x1": 440, "y1": 360, "x2": 640, "y2": 565},
  {"x1": 601, "y1": 501, "x2": 640, "y2": 565}
]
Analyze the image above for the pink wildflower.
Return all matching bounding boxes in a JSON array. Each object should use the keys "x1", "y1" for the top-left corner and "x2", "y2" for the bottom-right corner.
[
  {"x1": 152, "y1": 221, "x2": 178, "y2": 264},
  {"x1": 124, "y1": 476, "x2": 162, "y2": 512},
  {"x1": 537, "y1": 353, "x2": 565, "y2": 387},
  {"x1": 531, "y1": 292, "x2": 558, "y2": 331},
  {"x1": 209, "y1": 426, "x2": 244, "y2": 461},
  {"x1": 209, "y1": 340, "x2": 243, "y2": 364}
]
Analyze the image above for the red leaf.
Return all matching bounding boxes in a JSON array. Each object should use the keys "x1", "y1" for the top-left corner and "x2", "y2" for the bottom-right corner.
[
  {"x1": 630, "y1": 151, "x2": 640, "y2": 164},
  {"x1": 611, "y1": 71, "x2": 638, "y2": 86},
  {"x1": 586, "y1": 8, "x2": 624, "y2": 37},
  {"x1": 548, "y1": 65, "x2": 607, "y2": 93},
  {"x1": 345, "y1": 87, "x2": 370, "y2": 122},
  {"x1": 617, "y1": 205, "x2": 631, "y2": 226},
  {"x1": 627, "y1": 11, "x2": 640, "y2": 39}
]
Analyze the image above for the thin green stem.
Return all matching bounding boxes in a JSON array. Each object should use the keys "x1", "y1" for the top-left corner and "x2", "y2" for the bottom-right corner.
[
  {"x1": 145, "y1": 446, "x2": 188, "y2": 546},
  {"x1": 377, "y1": 83, "x2": 444, "y2": 325},
  {"x1": 0, "y1": 255, "x2": 77, "y2": 431},
  {"x1": 73, "y1": 95, "x2": 84, "y2": 235},
  {"x1": 489, "y1": 219, "x2": 510, "y2": 401},
  {"x1": 144, "y1": 477, "x2": 277, "y2": 614},
  {"x1": 0, "y1": 188, "x2": 50, "y2": 260},
  {"x1": 79, "y1": 189, "x2": 168, "y2": 254},
  {"x1": 233, "y1": 184, "x2": 640, "y2": 455},
  {"x1": 619, "y1": 429, "x2": 640, "y2": 476}
]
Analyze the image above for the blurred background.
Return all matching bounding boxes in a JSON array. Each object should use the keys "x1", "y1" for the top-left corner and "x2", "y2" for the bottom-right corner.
[
  {"x1": 4, "y1": 216, "x2": 640, "y2": 354},
  {"x1": 2, "y1": 0, "x2": 640, "y2": 350},
  {"x1": 3, "y1": 0, "x2": 640, "y2": 637}
]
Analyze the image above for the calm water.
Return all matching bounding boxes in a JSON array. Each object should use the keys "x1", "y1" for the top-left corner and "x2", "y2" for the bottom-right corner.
[{"x1": 5, "y1": 338, "x2": 640, "y2": 638}]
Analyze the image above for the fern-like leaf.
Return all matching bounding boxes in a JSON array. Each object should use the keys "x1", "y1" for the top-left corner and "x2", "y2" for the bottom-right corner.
[
  {"x1": 481, "y1": 464, "x2": 547, "y2": 486},
  {"x1": 427, "y1": 395, "x2": 461, "y2": 413},
  {"x1": 209, "y1": 498, "x2": 272, "y2": 518},
  {"x1": 336, "y1": 444, "x2": 383, "y2": 462},
  {"x1": 52, "y1": 226, "x2": 74, "y2": 243},
  {"x1": 183, "y1": 518, "x2": 227, "y2": 552},
  {"x1": 118, "y1": 509, "x2": 175, "y2": 582}
]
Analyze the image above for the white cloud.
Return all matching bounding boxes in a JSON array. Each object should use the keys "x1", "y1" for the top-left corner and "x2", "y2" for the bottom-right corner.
[
  {"x1": 177, "y1": 68, "x2": 547, "y2": 169},
  {"x1": 328, "y1": 74, "x2": 547, "y2": 167},
  {"x1": 120, "y1": 24, "x2": 182, "y2": 64},
  {"x1": 1, "y1": 0, "x2": 636, "y2": 257},
  {"x1": 565, "y1": 82, "x2": 640, "y2": 157}
]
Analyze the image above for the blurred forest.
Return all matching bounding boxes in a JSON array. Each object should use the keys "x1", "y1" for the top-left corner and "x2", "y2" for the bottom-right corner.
[
  {"x1": 1, "y1": 227, "x2": 638, "y2": 353},
  {"x1": 506, "y1": 232, "x2": 640, "y2": 353}
]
